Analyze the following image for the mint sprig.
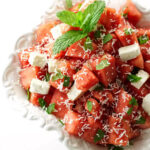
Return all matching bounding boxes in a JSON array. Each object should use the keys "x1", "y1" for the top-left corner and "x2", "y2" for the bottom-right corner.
[
  {"x1": 53, "y1": 1, "x2": 105, "y2": 54},
  {"x1": 66, "y1": 0, "x2": 72, "y2": 9}
]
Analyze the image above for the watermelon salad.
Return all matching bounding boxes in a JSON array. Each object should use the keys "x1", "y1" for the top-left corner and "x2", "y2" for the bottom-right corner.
[{"x1": 18, "y1": 0, "x2": 150, "y2": 149}]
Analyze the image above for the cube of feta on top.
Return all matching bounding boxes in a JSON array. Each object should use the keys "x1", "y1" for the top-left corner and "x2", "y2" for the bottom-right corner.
[
  {"x1": 50, "y1": 23, "x2": 70, "y2": 40},
  {"x1": 118, "y1": 43, "x2": 141, "y2": 62},
  {"x1": 67, "y1": 83, "x2": 84, "y2": 101},
  {"x1": 30, "y1": 79, "x2": 50, "y2": 95},
  {"x1": 142, "y1": 94, "x2": 150, "y2": 116},
  {"x1": 29, "y1": 52, "x2": 47, "y2": 68},
  {"x1": 131, "y1": 70, "x2": 149, "y2": 89},
  {"x1": 48, "y1": 59, "x2": 60, "y2": 73}
]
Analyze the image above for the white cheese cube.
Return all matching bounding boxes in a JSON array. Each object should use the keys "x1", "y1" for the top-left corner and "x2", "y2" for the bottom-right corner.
[
  {"x1": 118, "y1": 43, "x2": 141, "y2": 62},
  {"x1": 131, "y1": 70, "x2": 149, "y2": 89},
  {"x1": 50, "y1": 23, "x2": 70, "y2": 40},
  {"x1": 48, "y1": 59, "x2": 60, "y2": 73},
  {"x1": 30, "y1": 79, "x2": 50, "y2": 95},
  {"x1": 67, "y1": 83, "x2": 84, "y2": 101},
  {"x1": 29, "y1": 52, "x2": 47, "y2": 68},
  {"x1": 142, "y1": 94, "x2": 150, "y2": 116}
]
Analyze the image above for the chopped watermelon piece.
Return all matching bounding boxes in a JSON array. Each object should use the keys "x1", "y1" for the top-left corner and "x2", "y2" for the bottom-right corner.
[
  {"x1": 74, "y1": 66, "x2": 99, "y2": 91},
  {"x1": 51, "y1": 89, "x2": 73, "y2": 119},
  {"x1": 20, "y1": 66, "x2": 39, "y2": 90},
  {"x1": 99, "y1": 7, "x2": 121, "y2": 32},
  {"x1": 140, "y1": 41, "x2": 150, "y2": 60},
  {"x1": 119, "y1": 0, "x2": 142, "y2": 26}
]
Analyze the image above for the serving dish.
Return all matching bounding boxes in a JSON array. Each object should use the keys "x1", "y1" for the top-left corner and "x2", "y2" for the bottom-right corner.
[{"x1": 2, "y1": 0, "x2": 150, "y2": 149}]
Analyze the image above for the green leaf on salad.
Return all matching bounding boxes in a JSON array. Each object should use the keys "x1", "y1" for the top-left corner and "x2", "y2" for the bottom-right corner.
[
  {"x1": 38, "y1": 98, "x2": 46, "y2": 108},
  {"x1": 66, "y1": 0, "x2": 72, "y2": 9},
  {"x1": 63, "y1": 76, "x2": 70, "y2": 87},
  {"x1": 136, "y1": 116, "x2": 146, "y2": 124},
  {"x1": 52, "y1": 71, "x2": 64, "y2": 81},
  {"x1": 96, "y1": 59, "x2": 110, "y2": 70},
  {"x1": 53, "y1": 30, "x2": 87, "y2": 55},
  {"x1": 59, "y1": 119, "x2": 65, "y2": 126},
  {"x1": 127, "y1": 107, "x2": 133, "y2": 115},
  {"x1": 27, "y1": 89, "x2": 30, "y2": 101},
  {"x1": 45, "y1": 73, "x2": 50, "y2": 82},
  {"x1": 84, "y1": 37, "x2": 93, "y2": 51},
  {"x1": 47, "y1": 103, "x2": 55, "y2": 114},
  {"x1": 129, "y1": 97, "x2": 138, "y2": 106},
  {"x1": 138, "y1": 35, "x2": 149, "y2": 45},
  {"x1": 127, "y1": 74, "x2": 142, "y2": 83},
  {"x1": 124, "y1": 28, "x2": 134, "y2": 35},
  {"x1": 103, "y1": 33, "x2": 113, "y2": 44},
  {"x1": 94, "y1": 129, "x2": 105, "y2": 143},
  {"x1": 87, "y1": 100, "x2": 93, "y2": 112}
]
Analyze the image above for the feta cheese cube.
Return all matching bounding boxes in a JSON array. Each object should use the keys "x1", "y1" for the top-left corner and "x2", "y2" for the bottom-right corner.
[
  {"x1": 48, "y1": 59, "x2": 60, "y2": 73},
  {"x1": 50, "y1": 23, "x2": 70, "y2": 40},
  {"x1": 142, "y1": 94, "x2": 150, "y2": 116},
  {"x1": 29, "y1": 52, "x2": 47, "y2": 68},
  {"x1": 118, "y1": 43, "x2": 141, "y2": 62},
  {"x1": 67, "y1": 83, "x2": 84, "y2": 101},
  {"x1": 131, "y1": 70, "x2": 149, "y2": 89},
  {"x1": 30, "y1": 79, "x2": 50, "y2": 95}
]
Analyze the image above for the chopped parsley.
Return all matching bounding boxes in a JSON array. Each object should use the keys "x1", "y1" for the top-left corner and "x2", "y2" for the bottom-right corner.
[
  {"x1": 127, "y1": 74, "x2": 142, "y2": 83},
  {"x1": 87, "y1": 100, "x2": 93, "y2": 112},
  {"x1": 52, "y1": 71, "x2": 64, "y2": 81},
  {"x1": 94, "y1": 129, "x2": 105, "y2": 143},
  {"x1": 59, "y1": 119, "x2": 65, "y2": 126},
  {"x1": 129, "y1": 97, "x2": 138, "y2": 106},
  {"x1": 124, "y1": 28, "x2": 134, "y2": 35},
  {"x1": 96, "y1": 59, "x2": 110, "y2": 70},
  {"x1": 38, "y1": 98, "x2": 46, "y2": 109},
  {"x1": 138, "y1": 35, "x2": 149, "y2": 45},
  {"x1": 127, "y1": 107, "x2": 133, "y2": 115},
  {"x1": 94, "y1": 83, "x2": 104, "y2": 91},
  {"x1": 63, "y1": 76, "x2": 70, "y2": 87},
  {"x1": 45, "y1": 73, "x2": 50, "y2": 82},
  {"x1": 84, "y1": 37, "x2": 93, "y2": 51},
  {"x1": 27, "y1": 89, "x2": 30, "y2": 101},
  {"x1": 47, "y1": 103, "x2": 55, "y2": 114},
  {"x1": 103, "y1": 33, "x2": 113, "y2": 44},
  {"x1": 136, "y1": 116, "x2": 146, "y2": 124}
]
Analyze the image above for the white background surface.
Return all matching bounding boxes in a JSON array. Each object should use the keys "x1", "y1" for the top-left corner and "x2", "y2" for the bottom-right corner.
[{"x1": 0, "y1": 0, "x2": 67, "y2": 150}]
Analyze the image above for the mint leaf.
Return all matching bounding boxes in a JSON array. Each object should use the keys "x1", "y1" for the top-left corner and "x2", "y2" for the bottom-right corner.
[
  {"x1": 129, "y1": 97, "x2": 138, "y2": 106},
  {"x1": 81, "y1": 1, "x2": 105, "y2": 33},
  {"x1": 63, "y1": 76, "x2": 70, "y2": 87},
  {"x1": 124, "y1": 28, "x2": 134, "y2": 35},
  {"x1": 136, "y1": 116, "x2": 146, "y2": 124},
  {"x1": 66, "y1": 0, "x2": 72, "y2": 9},
  {"x1": 59, "y1": 119, "x2": 65, "y2": 126},
  {"x1": 138, "y1": 35, "x2": 149, "y2": 45},
  {"x1": 103, "y1": 33, "x2": 113, "y2": 44},
  {"x1": 57, "y1": 11, "x2": 82, "y2": 27},
  {"x1": 53, "y1": 30, "x2": 87, "y2": 54},
  {"x1": 52, "y1": 71, "x2": 64, "y2": 81},
  {"x1": 127, "y1": 74, "x2": 142, "y2": 83},
  {"x1": 84, "y1": 37, "x2": 93, "y2": 51},
  {"x1": 96, "y1": 59, "x2": 110, "y2": 70},
  {"x1": 27, "y1": 89, "x2": 30, "y2": 101},
  {"x1": 87, "y1": 100, "x2": 93, "y2": 112},
  {"x1": 127, "y1": 107, "x2": 133, "y2": 115},
  {"x1": 94, "y1": 129, "x2": 105, "y2": 143},
  {"x1": 47, "y1": 103, "x2": 55, "y2": 114},
  {"x1": 38, "y1": 98, "x2": 46, "y2": 108},
  {"x1": 45, "y1": 73, "x2": 50, "y2": 82}
]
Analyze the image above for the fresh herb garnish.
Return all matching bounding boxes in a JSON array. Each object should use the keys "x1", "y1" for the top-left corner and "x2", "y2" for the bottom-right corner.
[
  {"x1": 63, "y1": 76, "x2": 70, "y2": 87},
  {"x1": 78, "y1": 3, "x2": 82, "y2": 9},
  {"x1": 129, "y1": 97, "x2": 138, "y2": 106},
  {"x1": 127, "y1": 107, "x2": 133, "y2": 115},
  {"x1": 47, "y1": 103, "x2": 55, "y2": 114},
  {"x1": 66, "y1": 0, "x2": 72, "y2": 9},
  {"x1": 96, "y1": 59, "x2": 110, "y2": 70},
  {"x1": 53, "y1": 1, "x2": 105, "y2": 54},
  {"x1": 138, "y1": 35, "x2": 149, "y2": 45},
  {"x1": 59, "y1": 119, "x2": 65, "y2": 126},
  {"x1": 136, "y1": 116, "x2": 146, "y2": 124},
  {"x1": 103, "y1": 33, "x2": 113, "y2": 44},
  {"x1": 45, "y1": 73, "x2": 50, "y2": 82},
  {"x1": 124, "y1": 28, "x2": 134, "y2": 35},
  {"x1": 38, "y1": 98, "x2": 46, "y2": 109},
  {"x1": 84, "y1": 37, "x2": 93, "y2": 51},
  {"x1": 52, "y1": 71, "x2": 64, "y2": 81},
  {"x1": 127, "y1": 74, "x2": 142, "y2": 83},
  {"x1": 108, "y1": 145, "x2": 124, "y2": 150},
  {"x1": 87, "y1": 100, "x2": 93, "y2": 112},
  {"x1": 27, "y1": 89, "x2": 30, "y2": 100},
  {"x1": 94, "y1": 129, "x2": 105, "y2": 143},
  {"x1": 94, "y1": 83, "x2": 104, "y2": 91},
  {"x1": 94, "y1": 30, "x2": 101, "y2": 39}
]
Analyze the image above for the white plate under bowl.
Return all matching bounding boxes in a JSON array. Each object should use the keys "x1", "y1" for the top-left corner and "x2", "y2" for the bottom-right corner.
[{"x1": 2, "y1": 0, "x2": 150, "y2": 150}]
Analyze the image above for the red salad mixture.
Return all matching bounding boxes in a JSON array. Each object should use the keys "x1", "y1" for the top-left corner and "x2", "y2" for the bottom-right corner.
[{"x1": 18, "y1": 0, "x2": 150, "y2": 149}]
